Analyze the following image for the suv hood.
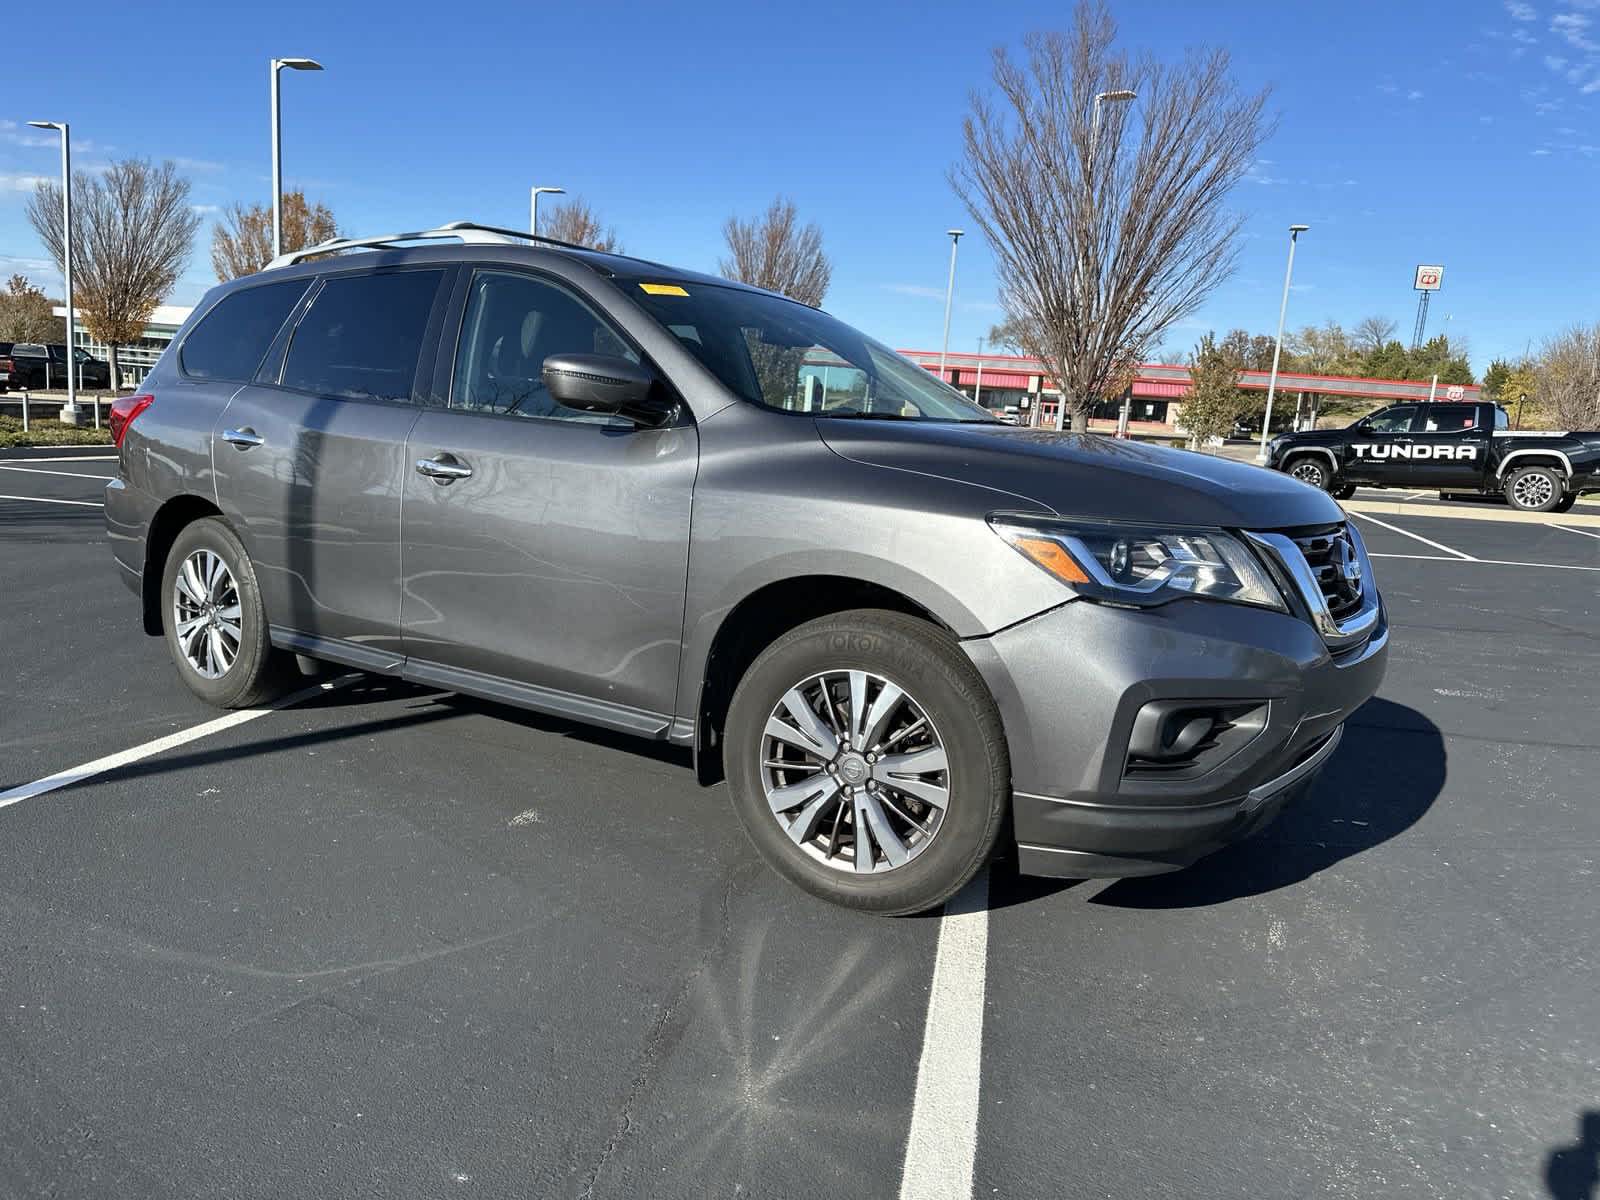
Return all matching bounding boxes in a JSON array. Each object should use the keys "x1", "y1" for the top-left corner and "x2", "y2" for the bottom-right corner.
[{"x1": 817, "y1": 421, "x2": 1343, "y2": 529}]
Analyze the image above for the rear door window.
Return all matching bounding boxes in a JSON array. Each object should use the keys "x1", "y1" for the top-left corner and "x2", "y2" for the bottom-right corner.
[
  {"x1": 1418, "y1": 404, "x2": 1478, "y2": 431},
  {"x1": 180, "y1": 279, "x2": 311, "y2": 382},
  {"x1": 282, "y1": 270, "x2": 444, "y2": 403}
]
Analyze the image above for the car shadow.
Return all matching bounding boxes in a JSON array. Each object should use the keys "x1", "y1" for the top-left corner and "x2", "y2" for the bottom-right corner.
[
  {"x1": 1545, "y1": 1111, "x2": 1600, "y2": 1200},
  {"x1": 1089, "y1": 697, "x2": 1445, "y2": 910}
]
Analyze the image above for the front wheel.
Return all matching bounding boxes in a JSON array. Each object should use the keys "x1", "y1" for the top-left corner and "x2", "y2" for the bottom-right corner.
[
  {"x1": 161, "y1": 516, "x2": 294, "y2": 708},
  {"x1": 1331, "y1": 483, "x2": 1357, "y2": 501},
  {"x1": 724, "y1": 610, "x2": 1009, "y2": 915},
  {"x1": 1503, "y1": 465, "x2": 1564, "y2": 512},
  {"x1": 1551, "y1": 493, "x2": 1578, "y2": 514},
  {"x1": 1287, "y1": 456, "x2": 1331, "y2": 491}
]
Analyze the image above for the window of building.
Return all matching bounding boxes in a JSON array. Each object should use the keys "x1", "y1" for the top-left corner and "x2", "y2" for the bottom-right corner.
[
  {"x1": 281, "y1": 270, "x2": 443, "y2": 403},
  {"x1": 180, "y1": 280, "x2": 311, "y2": 382},
  {"x1": 451, "y1": 270, "x2": 637, "y2": 422}
]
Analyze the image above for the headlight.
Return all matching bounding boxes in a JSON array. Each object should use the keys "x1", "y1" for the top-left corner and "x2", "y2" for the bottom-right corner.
[{"x1": 990, "y1": 517, "x2": 1287, "y2": 612}]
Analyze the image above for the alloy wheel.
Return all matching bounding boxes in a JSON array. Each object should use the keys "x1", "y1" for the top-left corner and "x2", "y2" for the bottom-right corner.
[
  {"x1": 1291, "y1": 461, "x2": 1326, "y2": 487},
  {"x1": 171, "y1": 548, "x2": 243, "y2": 679},
  {"x1": 760, "y1": 669, "x2": 949, "y2": 874},
  {"x1": 1512, "y1": 472, "x2": 1554, "y2": 509}
]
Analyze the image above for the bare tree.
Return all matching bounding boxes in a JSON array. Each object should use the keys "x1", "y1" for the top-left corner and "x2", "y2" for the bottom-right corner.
[
  {"x1": 719, "y1": 197, "x2": 832, "y2": 306},
  {"x1": 1353, "y1": 315, "x2": 1398, "y2": 354},
  {"x1": 0, "y1": 274, "x2": 65, "y2": 342},
  {"x1": 28, "y1": 159, "x2": 199, "y2": 390},
  {"x1": 1535, "y1": 323, "x2": 1600, "y2": 430},
  {"x1": 542, "y1": 198, "x2": 622, "y2": 252},
  {"x1": 950, "y1": 3, "x2": 1271, "y2": 431},
  {"x1": 211, "y1": 191, "x2": 337, "y2": 280}
]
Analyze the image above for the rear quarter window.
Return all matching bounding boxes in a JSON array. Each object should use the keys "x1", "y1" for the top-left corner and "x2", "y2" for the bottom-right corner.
[
  {"x1": 180, "y1": 279, "x2": 312, "y2": 382},
  {"x1": 281, "y1": 270, "x2": 444, "y2": 403}
]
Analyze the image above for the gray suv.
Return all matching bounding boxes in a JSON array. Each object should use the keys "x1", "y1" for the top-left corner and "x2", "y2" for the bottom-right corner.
[{"x1": 104, "y1": 222, "x2": 1388, "y2": 914}]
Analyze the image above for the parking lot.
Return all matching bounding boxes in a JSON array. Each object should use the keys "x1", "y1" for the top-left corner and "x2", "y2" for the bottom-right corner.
[{"x1": 2, "y1": 445, "x2": 1597, "y2": 1199}]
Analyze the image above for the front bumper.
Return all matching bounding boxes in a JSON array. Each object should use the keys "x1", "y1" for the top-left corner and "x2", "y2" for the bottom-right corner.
[{"x1": 962, "y1": 590, "x2": 1388, "y2": 878}]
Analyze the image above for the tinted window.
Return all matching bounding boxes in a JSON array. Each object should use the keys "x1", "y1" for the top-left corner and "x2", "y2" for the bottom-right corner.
[
  {"x1": 180, "y1": 280, "x2": 310, "y2": 382},
  {"x1": 282, "y1": 270, "x2": 443, "y2": 402},
  {"x1": 1494, "y1": 406, "x2": 1509, "y2": 430},
  {"x1": 1365, "y1": 406, "x2": 1415, "y2": 434},
  {"x1": 451, "y1": 270, "x2": 636, "y2": 422},
  {"x1": 1419, "y1": 404, "x2": 1478, "y2": 431}
]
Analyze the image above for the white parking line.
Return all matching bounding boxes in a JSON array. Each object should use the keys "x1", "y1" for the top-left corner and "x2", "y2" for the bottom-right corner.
[
  {"x1": 0, "y1": 676, "x2": 356, "y2": 813},
  {"x1": 898, "y1": 868, "x2": 989, "y2": 1200},
  {"x1": 1551, "y1": 523, "x2": 1600, "y2": 542},
  {"x1": 0, "y1": 464, "x2": 115, "y2": 480},
  {"x1": 0, "y1": 493, "x2": 103, "y2": 507},
  {"x1": 1349, "y1": 511, "x2": 1476, "y2": 560},
  {"x1": 1370, "y1": 552, "x2": 1600, "y2": 572}
]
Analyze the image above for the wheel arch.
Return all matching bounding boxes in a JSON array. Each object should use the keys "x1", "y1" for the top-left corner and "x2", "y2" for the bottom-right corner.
[
  {"x1": 141, "y1": 493, "x2": 225, "y2": 635},
  {"x1": 691, "y1": 576, "x2": 955, "y2": 785},
  {"x1": 1283, "y1": 447, "x2": 1338, "y2": 474},
  {"x1": 1496, "y1": 449, "x2": 1572, "y2": 480}
]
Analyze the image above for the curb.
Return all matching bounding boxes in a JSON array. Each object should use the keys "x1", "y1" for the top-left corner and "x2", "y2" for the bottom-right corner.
[{"x1": 1342, "y1": 498, "x2": 1600, "y2": 528}]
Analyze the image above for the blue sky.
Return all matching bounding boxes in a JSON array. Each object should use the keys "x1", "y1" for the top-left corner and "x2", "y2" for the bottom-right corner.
[{"x1": 2, "y1": 0, "x2": 1595, "y2": 371}]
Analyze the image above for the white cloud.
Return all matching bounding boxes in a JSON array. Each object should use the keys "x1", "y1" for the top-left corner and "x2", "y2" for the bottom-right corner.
[
  {"x1": 883, "y1": 283, "x2": 947, "y2": 301},
  {"x1": 1506, "y1": 0, "x2": 1537, "y2": 19},
  {"x1": 1407, "y1": 89, "x2": 1425, "y2": 100},
  {"x1": 171, "y1": 155, "x2": 225, "y2": 173},
  {"x1": 1552, "y1": 11, "x2": 1600, "y2": 49},
  {"x1": 1531, "y1": 147, "x2": 1553, "y2": 154},
  {"x1": 0, "y1": 172, "x2": 51, "y2": 192},
  {"x1": 1511, "y1": 25, "x2": 1538, "y2": 43},
  {"x1": 1546, "y1": 54, "x2": 1570, "y2": 69}
]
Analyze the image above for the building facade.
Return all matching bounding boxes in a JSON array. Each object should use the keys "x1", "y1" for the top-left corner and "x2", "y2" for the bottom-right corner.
[{"x1": 53, "y1": 304, "x2": 195, "y2": 387}]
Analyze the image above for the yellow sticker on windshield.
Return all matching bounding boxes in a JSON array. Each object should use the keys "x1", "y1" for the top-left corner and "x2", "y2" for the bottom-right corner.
[{"x1": 639, "y1": 283, "x2": 689, "y2": 296}]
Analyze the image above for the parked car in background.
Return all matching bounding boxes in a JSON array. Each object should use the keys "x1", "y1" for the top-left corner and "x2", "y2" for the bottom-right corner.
[
  {"x1": 0, "y1": 343, "x2": 22, "y2": 393},
  {"x1": 104, "y1": 220, "x2": 1388, "y2": 915},
  {"x1": 5, "y1": 343, "x2": 112, "y2": 390}
]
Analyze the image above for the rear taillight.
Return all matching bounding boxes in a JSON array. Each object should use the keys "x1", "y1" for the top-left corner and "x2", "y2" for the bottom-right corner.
[{"x1": 110, "y1": 393, "x2": 153, "y2": 446}]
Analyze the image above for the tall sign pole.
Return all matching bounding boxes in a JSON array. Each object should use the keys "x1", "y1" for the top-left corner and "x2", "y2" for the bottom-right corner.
[{"x1": 1411, "y1": 264, "x2": 1443, "y2": 350}]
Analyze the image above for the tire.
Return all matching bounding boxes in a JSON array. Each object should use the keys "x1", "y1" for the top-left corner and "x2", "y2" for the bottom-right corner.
[
  {"x1": 1332, "y1": 483, "x2": 1357, "y2": 501},
  {"x1": 1286, "y1": 455, "x2": 1331, "y2": 491},
  {"x1": 1551, "y1": 493, "x2": 1577, "y2": 514},
  {"x1": 1503, "y1": 465, "x2": 1564, "y2": 513},
  {"x1": 724, "y1": 609, "x2": 1009, "y2": 915},
  {"x1": 160, "y1": 516, "x2": 294, "y2": 708}
]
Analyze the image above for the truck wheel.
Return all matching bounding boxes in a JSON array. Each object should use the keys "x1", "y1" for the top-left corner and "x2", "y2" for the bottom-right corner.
[
  {"x1": 724, "y1": 609, "x2": 1009, "y2": 915},
  {"x1": 1551, "y1": 493, "x2": 1577, "y2": 514},
  {"x1": 1286, "y1": 456, "x2": 1331, "y2": 490},
  {"x1": 1332, "y1": 483, "x2": 1356, "y2": 501},
  {"x1": 1503, "y1": 465, "x2": 1564, "y2": 513}
]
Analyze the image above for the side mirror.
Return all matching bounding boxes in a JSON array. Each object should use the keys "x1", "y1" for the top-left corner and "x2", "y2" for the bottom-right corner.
[{"x1": 541, "y1": 353, "x2": 674, "y2": 426}]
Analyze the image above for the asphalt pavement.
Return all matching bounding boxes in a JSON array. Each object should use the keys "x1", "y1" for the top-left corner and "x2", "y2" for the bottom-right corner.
[{"x1": 1, "y1": 446, "x2": 1597, "y2": 1199}]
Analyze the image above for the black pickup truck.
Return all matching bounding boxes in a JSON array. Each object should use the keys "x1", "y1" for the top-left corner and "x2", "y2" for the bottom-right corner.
[{"x1": 1266, "y1": 400, "x2": 1600, "y2": 512}]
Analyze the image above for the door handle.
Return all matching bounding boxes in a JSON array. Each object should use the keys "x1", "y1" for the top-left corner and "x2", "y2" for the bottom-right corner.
[
  {"x1": 222, "y1": 427, "x2": 263, "y2": 449},
  {"x1": 415, "y1": 454, "x2": 473, "y2": 483}
]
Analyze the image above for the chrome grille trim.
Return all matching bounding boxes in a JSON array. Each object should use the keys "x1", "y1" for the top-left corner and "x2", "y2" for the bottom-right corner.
[{"x1": 1245, "y1": 523, "x2": 1380, "y2": 652}]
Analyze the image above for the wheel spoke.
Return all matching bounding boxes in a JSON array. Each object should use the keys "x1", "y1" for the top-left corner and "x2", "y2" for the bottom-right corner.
[
  {"x1": 770, "y1": 688, "x2": 839, "y2": 758},
  {"x1": 857, "y1": 792, "x2": 909, "y2": 868},
  {"x1": 859, "y1": 681, "x2": 904, "y2": 750},
  {"x1": 881, "y1": 772, "x2": 949, "y2": 811},
  {"x1": 784, "y1": 789, "x2": 838, "y2": 846},
  {"x1": 218, "y1": 604, "x2": 242, "y2": 622},
  {"x1": 216, "y1": 619, "x2": 242, "y2": 644},
  {"x1": 873, "y1": 745, "x2": 947, "y2": 780},
  {"x1": 852, "y1": 794, "x2": 876, "y2": 872},
  {"x1": 177, "y1": 560, "x2": 206, "y2": 605},
  {"x1": 847, "y1": 670, "x2": 870, "y2": 746},
  {"x1": 766, "y1": 772, "x2": 839, "y2": 817},
  {"x1": 176, "y1": 614, "x2": 208, "y2": 639}
]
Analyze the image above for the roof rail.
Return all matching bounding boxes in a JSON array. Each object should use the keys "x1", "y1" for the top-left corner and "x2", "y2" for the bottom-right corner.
[{"x1": 262, "y1": 220, "x2": 591, "y2": 270}]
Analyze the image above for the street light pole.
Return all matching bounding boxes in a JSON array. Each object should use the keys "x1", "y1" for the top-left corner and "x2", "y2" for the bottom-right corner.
[
  {"x1": 1257, "y1": 223, "x2": 1309, "y2": 463},
  {"x1": 530, "y1": 185, "x2": 565, "y2": 236},
  {"x1": 28, "y1": 120, "x2": 79, "y2": 425},
  {"x1": 1059, "y1": 88, "x2": 1137, "y2": 432},
  {"x1": 938, "y1": 229, "x2": 964, "y2": 379},
  {"x1": 271, "y1": 57, "x2": 323, "y2": 260},
  {"x1": 974, "y1": 336, "x2": 985, "y2": 409}
]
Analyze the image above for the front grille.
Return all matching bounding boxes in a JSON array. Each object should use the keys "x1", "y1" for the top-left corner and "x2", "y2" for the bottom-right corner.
[{"x1": 1290, "y1": 523, "x2": 1364, "y2": 622}]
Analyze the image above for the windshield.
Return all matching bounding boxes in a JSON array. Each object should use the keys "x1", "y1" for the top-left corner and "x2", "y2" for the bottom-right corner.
[{"x1": 627, "y1": 281, "x2": 995, "y2": 422}]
